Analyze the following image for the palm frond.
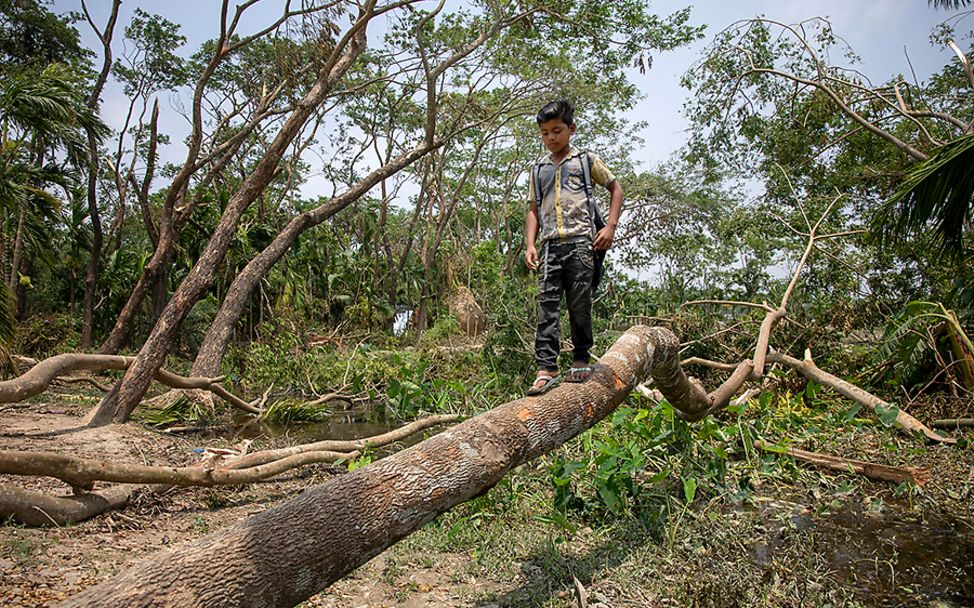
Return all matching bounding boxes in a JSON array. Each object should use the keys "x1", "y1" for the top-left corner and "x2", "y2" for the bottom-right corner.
[
  {"x1": 0, "y1": 281, "x2": 16, "y2": 358},
  {"x1": 928, "y1": 0, "x2": 973, "y2": 8},
  {"x1": 871, "y1": 133, "x2": 974, "y2": 257},
  {"x1": 0, "y1": 63, "x2": 110, "y2": 150}
]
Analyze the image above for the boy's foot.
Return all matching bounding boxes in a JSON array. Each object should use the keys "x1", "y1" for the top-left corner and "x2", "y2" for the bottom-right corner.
[
  {"x1": 526, "y1": 373, "x2": 560, "y2": 396},
  {"x1": 565, "y1": 364, "x2": 594, "y2": 383}
]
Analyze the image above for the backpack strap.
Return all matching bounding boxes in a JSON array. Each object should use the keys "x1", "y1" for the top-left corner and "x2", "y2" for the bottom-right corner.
[
  {"x1": 580, "y1": 151, "x2": 604, "y2": 232},
  {"x1": 580, "y1": 150, "x2": 593, "y2": 199},
  {"x1": 580, "y1": 151, "x2": 608, "y2": 293},
  {"x1": 533, "y1": 162, "x2": 545, "y2": 233},
  {"x1": 533, "y1": 163, "x2": 544, "y2": 208}
]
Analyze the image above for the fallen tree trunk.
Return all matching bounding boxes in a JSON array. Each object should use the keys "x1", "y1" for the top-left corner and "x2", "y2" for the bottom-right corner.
[
  {"x1": 0, "y1": 353, "x2": 258, "y2": 416},
  {"x1": 0, "y1": 482, "x2": 138, "y2": 527},
  {"x1": 753, "y1": 440, "x2": 930, "y2": 485},
  {"x1": 0, "y1": 414, "x2": 458, "y2": 526},
  {"x1": 60, "y1": 326, "x2": 694, "y2": 607}
]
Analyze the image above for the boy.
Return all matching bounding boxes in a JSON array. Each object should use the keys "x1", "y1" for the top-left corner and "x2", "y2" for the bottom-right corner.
[{"x1": 524, "y1": 99, "x2": 623, "y2": 395}]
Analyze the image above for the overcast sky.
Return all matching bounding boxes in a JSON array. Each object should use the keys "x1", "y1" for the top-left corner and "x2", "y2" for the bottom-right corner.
[{"x1": 59, "y1": 0, "x2": 970, "y2": 195}]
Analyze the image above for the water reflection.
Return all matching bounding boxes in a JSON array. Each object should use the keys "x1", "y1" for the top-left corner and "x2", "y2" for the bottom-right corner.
[
  {"x1": 746, "y1": 500, "x2": 974, "y2": 606},
  {"x1": 226, "y1": 409, "x2": 401, "y2": 444}
]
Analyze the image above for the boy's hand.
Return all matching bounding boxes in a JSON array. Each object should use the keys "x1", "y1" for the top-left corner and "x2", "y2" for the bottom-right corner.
[
  {"x1": 525, "y1": 246, "x2": 539, "y2": 271},
  {"x1": 593, "y1": 225, "x2": 616, "y2": 251}
]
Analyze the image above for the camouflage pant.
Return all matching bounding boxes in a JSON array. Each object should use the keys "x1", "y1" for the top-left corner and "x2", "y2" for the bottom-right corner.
[{"x1": 535, "y1": 239, "x2": 594, "y2": 372}]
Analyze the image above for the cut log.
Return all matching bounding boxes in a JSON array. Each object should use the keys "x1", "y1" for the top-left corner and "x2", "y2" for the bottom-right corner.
[
  {"x1": 754, "y1": 440, "x2": 930, "y2": 485},
  {"x1": 60, "y1": 326, "x2": 696, "y2": 608}
]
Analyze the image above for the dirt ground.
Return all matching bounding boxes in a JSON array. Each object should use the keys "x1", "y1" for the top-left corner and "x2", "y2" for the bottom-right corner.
[
  {"x1": 2, "y1": 395, "x2": 973, "y2": 608},
  {"x1": 0, "y1": 400, "x2": 516, "y2": 608}
]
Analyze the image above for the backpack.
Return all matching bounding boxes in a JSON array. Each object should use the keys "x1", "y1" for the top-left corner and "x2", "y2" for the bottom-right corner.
[{"x1": 532, "y1": 151, "x2": 608, "y2": 291}]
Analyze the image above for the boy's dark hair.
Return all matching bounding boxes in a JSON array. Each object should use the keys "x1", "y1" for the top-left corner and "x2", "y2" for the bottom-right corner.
[{"x1": 536, "y1": 98, "x2": 574, "y2": 126}]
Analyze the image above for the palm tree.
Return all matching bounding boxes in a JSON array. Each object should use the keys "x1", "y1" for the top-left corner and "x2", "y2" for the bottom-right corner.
[
  {"x1": 928, "y1": 0, "x2": 973, "y2": 9},
  {"x1": 872, "y1": 133, "x2": 974, "y2": 257},
  {"x1": 0, "y1": 63, "x2": 107, "y2": 337}
]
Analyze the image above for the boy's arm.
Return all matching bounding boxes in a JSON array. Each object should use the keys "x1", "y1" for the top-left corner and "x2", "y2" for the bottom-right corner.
[
  {"x1": 593, "y1": 179, "x2": 623, "y2": 251},
  {"x1": 525, "y1": 200, "x2": 540, "y2": 270}
]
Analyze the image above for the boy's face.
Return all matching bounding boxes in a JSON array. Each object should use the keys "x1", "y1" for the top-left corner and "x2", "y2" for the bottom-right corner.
[{"x1": 538, "y1": 118, "x2": 575, "y2": 157}]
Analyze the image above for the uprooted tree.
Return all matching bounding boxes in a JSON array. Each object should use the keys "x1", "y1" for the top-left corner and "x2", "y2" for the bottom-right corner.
[
  {"x1": 55, "y1": 310, "x2": 955, "y2": 607},
  {"x1": 7, "y1": 198, "x2": 955, "y2": 599}
]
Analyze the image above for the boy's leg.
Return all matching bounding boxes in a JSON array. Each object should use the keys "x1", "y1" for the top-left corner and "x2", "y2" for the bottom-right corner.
[
  {"x1": 534, "y1": 243, "x2": 565, "y2": 374},
  {"x1": 564, "y1": 241, "x2": 594, "y2": 374}
]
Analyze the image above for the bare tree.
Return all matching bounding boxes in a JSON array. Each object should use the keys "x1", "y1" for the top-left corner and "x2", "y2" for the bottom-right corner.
[{"x1": 79, "y1": 0, "x2": 121, "y2": 349}]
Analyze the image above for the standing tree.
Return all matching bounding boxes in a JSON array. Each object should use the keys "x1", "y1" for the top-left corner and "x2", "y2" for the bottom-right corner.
[
  {"x1": 86, "y1": 0, "x2": 389, "y2": 425},
  {"x1": 79, "y1": 0, "x2": 121, "y2": 349}
]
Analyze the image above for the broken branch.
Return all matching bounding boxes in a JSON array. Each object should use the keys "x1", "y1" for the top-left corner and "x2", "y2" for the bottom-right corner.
[
  {"x1": 766, "y1": 351, "x2": 951, "y2": 443},
  {"x1": 0, "y1": 353, "x2": 258, "y2": 415},
  {"x1": 754, "y1": 440, "x2": 930, "y2": 485}
]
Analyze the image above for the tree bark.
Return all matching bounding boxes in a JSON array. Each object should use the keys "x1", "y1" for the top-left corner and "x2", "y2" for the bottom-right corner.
[
  {"x1": 150, "y1": 263, "x2": 169, "y2": 325},
  {"x1": 0, "y1": 352, "x2": 257, "y2": 414},
  {"x1": 87, "y1": 12, "x2": 373, "y2": 425},
  {"x1": 79, "y1": 0, "x2": 121, "y2": 349},
  {"x1": 60, "y1": 326, "x2": 697, "y2": 608},
  {"x1": 190, "y1": 140, "x2": 443, "y2": 378}
]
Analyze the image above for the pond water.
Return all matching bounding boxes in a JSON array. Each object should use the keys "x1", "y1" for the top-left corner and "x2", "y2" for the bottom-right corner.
[
  {"x1": 749, "y1": 500, "x2": 974, "y2": 606},
  {"x1": 222, "y1": 409, "x2": 403, "y2": 445}
]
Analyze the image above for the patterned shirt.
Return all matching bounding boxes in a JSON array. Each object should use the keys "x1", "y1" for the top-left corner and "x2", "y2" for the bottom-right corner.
[{"x1": 528, "y1": 147, "x2": 616, "y2": 246}]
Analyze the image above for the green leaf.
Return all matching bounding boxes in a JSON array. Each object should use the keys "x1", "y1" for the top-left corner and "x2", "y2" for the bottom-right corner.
[
  {"x1": 804, "y1": 380, "x2": 821, "y2": 400},
  {"x1": 596, "y1": 480, "x2": 621, "y2": 512},
  {"x1": 648, "y1": 469, "x2": 670, "y2": 483},
  {"x1": 682, "y1": 476, "x2": 697, "y2": 503},
  {"x1": 842, "y1": 402, "x2": 862, "y2": 423},
  {"x1": 875, "y1": 403, "x2": 900, "y2": 427}
]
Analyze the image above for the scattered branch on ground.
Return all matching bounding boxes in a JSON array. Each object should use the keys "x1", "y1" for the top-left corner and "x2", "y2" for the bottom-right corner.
[
  {"x1": 754, "y1": 440, "x2": 931, "y2": 485},
  {"x1": 0, "y1": 413, "x2": 460, "y2": 526},
  {"x1": 931, "y1": 418, "x2": 974, "y2": 429},
  {"x1": 766, "y1": 350, "x2": 952, "y2": 443}
]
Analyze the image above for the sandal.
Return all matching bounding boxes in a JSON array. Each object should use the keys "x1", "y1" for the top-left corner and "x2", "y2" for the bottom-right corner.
[
  {"x1": 526, "y1": 374, "x2": 560, "y2": 396},
  {"x1": 565, "y1": 365, "x2": 594, "y2": 383}
]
